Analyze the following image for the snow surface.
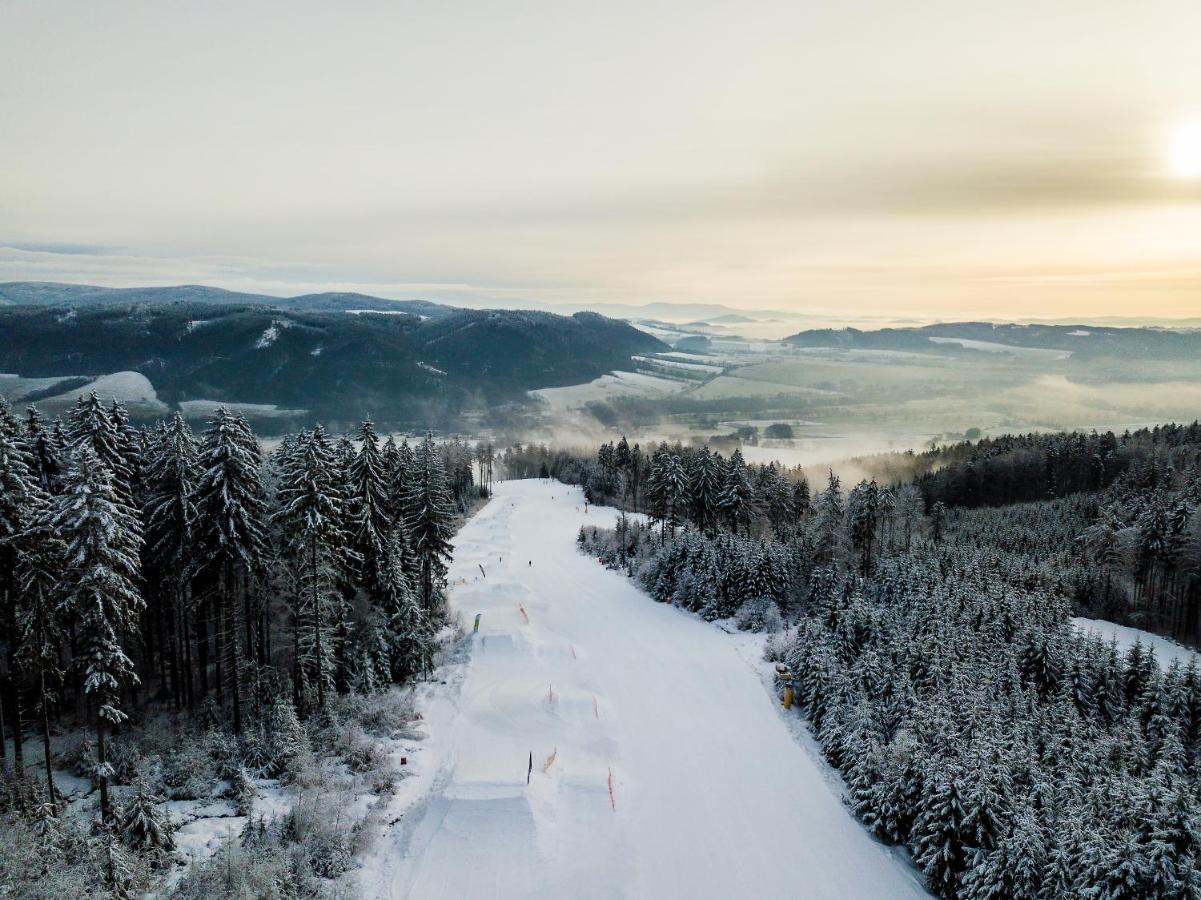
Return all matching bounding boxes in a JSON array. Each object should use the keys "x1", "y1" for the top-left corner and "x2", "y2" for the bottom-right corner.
[
  {"x1": 366, "y1": 480, "x2": 925, "y2": 899},
  {"x1": 1072, "y1": 617, "x2": 1200, "y2": 669},
  {"x1": 254, "y1": 323, "x2": 280, "y2": 348},
  {"x1": 529, "y1": 371, "x2": 683, "y2": 413}
]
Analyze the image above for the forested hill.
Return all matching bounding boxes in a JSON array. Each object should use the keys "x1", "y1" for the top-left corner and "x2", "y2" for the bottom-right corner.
[
  {"x1": 0, "y1": 301, "x2": 665, "y2": 428},
  {"x1": 784, "y1": 320, "x2": 1201, "y2": 359}
]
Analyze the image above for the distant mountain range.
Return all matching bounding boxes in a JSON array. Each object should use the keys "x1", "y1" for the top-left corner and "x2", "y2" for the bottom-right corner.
[
  {"x1": 0, "y1": 283, "x2": 664, "y2": 429},
  {"x1": 784, "y1": 321, "x2": 1201, "y2": 360},
  {"x1": 0, "y1": 281, "x2": 453, "y2": 318}
]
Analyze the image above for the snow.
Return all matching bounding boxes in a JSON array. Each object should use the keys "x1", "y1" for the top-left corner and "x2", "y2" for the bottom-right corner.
[
  {"x1": 365, "y1": 479, "x2": 925, "y2": 899},
  {"x1": 254, "y1": 323, "x2": 280, "y2": 349},
  {"x1": 529, "y1": 370, "x2": 683, "y2": 413},
  {"x1": 1072, "y1": 617, "x2": 1199, "y2": 669},
  {"x1": 927, "y1": 336, "x2": 1072, "y2": 360},
  {"x1": 178, "y1": 399, "x2": 307, "y2": 419},
  {"x1": 631, "y1": 354, "x2": 724, "y2": 373}
]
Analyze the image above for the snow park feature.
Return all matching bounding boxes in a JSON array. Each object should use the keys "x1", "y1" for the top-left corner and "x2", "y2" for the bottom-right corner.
[{"x1": 364, "y1": 479, "x2": 925, "y2": 899}]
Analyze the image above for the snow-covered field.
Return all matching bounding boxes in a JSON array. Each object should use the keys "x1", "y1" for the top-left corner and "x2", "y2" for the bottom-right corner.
[
  {"x1": 529, "y1": 370, "x2": 684, "y2": 413},
  {"x1": 364, "y1": 480, "x2": 926, "y2": 899},
  {"x1": 1072, "y1": 617, "x2": 1199, "y2": 669}
]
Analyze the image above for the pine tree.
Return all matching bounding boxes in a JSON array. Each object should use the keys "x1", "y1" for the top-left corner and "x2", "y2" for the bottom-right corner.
[
  {"x1": 379, "y1": 526, "x2": 432, "y2": 681},
  {"x1": 404, "y1": 434, "x2": 455, "y2": 617},
  {"x1": 51, "y1": 449, "x2": 144, "y2": 823},
  {"x1": 142, "y1": 413, "x2": 199, "y2": 709},
  {"x1": 66, "y1": 392, "x2": 133, "y2": 503},
  {"x1": 0, "y1": 426, "x2": 41, "y2": 779},
  {"x1": 15, "y1": 497, "x2": 65, "y2": 802},
  {"x1": 718, "y1": 449, "x2": 755, "y2": 535},
  {"x1": 911, "y1": 761, "x2": 971, "y2": 898},
  {"x1": 119, "y1": 779, "x2": 175, "y2": 852},
  {"x1": 688, "y1": 448, "x2": 722, "y2": 536},
  {"x1": 193, "y1": 409, "x2": 268, "y2": 733},
  {"x1": 274, "y1": 426, "x2": 347, "y2": 710},
  {"x1": 347, "y1": 420, "x2": 392, "y2": 593}
]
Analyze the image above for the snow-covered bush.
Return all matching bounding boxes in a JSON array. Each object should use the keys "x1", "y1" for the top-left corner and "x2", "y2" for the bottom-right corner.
[
  {"x1": 57, "y1": 736, "x2": 97, "y2": 779},
  {"x1": 281, "y1": 792, "x2": 355, "y2": 879},
  {"x1": 734, "y1": 596, "x2": 784, "y2": 633},
  {"x1": 161, "y1": 742, "x2": 217, "y2": 801},
  {"x1": 231, "y1": 767, "x2": 259, "y2": 817},
  {"x1": 107, "y1": 740, "x2": 145, "y2": 786},
  {"x1": 204, "y1": 726, "x2": 245, "y2": 781}
]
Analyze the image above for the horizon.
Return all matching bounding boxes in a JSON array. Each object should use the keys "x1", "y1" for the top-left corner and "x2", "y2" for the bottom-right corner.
[
  {"x1": 4, "y1": 2, "x2": 1201, "y2": 320},
  {"x1": 6, "y1": 278, "x2": 1201, "y2": 333}
]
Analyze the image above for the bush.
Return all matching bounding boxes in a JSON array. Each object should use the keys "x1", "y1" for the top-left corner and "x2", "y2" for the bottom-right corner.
[
  {"x1": 162, "y1": 743, "x2": 218, "y2": 801},
  {"x1": 734, "y1": 596, "x2": 784, "y2": 633}
]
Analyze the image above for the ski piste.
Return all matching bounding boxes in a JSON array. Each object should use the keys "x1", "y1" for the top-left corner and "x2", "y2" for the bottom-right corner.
[{"x1": 368, "y1": 479, "x2": 926, "y2": 899}]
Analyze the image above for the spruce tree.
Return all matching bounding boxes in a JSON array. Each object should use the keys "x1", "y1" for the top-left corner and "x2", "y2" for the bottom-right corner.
[
  {"x1": 404, "y1": 434, "x2": 455, "y2": 616},
  {"x1": 142, "y1": 413, "x2": 199, "y2": 709},
  {"x1": 347, "y1": 420, "x2": 392, "y2": 593},
  {"x1": 274, "y1": 426, "x2": 347, "y2": 710},
  {"x1": 193, "y1": 409, "x2": 267, "y2": 733},
  {"x1": 51, "y1": 449, "x2": 143, "y2": 823}
]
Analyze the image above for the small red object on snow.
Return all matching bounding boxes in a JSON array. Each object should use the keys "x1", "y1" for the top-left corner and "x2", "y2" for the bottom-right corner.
[{"x1": 400, "y1": 757, "x2": 408, "y2": 766}]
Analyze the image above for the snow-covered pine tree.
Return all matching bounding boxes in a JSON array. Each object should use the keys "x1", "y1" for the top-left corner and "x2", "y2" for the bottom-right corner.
[
  {"x1": 50, "y1": 448, "x2": 144, "y2": 822},
  {"x1": 847, "y1": 480, "x2": 880, "y2": 574},
  {"x1": 193, "y1": 408, "x2": 268, "y2": 733},
  {"x1": 347, "y1": 420, "x2": 392, "y2": 595},
  {"x1": 119, "y1": 778, "x2": 175, "y2": 853},
  {"x1": 811, "y1": 471, "x2": 848, "y2": 566},
  {"x1": 404, "y1": 433, "x2": 455, "y2": 617},
  {"x1": 24, "y1": 405, "x2": 60, "y2": 495},
  {"x1": 717, "y1": 449, "x2": 755, "y2": 536},
  {"x1": 141, "y1": 413, "x2": 199, "y2": 710},
  {"x1": 15, "y1": 494, "x2": 66, "y2": 802},
  {"x1": 0, "y1": 426, "x2": 45, "y2": 780},
  {"x1": 688, "y1": 447, "x2": 722, "y2": 536},
  {"x1": 273, "y1": 425, "x2": 347, "y2": 710},
  {"x1": 390, "y1": 438, "x2": 416, "y2": 525},
  {"x1": 66, "y1": 392, "x2": 134, "y2": 505}
]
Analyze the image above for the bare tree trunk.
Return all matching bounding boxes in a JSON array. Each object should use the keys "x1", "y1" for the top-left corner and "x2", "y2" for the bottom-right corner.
[
  {"x1": 7, "y1": 670, "x2": 25, "y2": 779},
  {"x1": 227, "y1": 562, "x2": 242, "y2": 735},
  {"x1": 197, "y1": 598, "x2": 209, "y2": 697},
  {"x1": 96, "y1": 711, "x2": 110, "y2": 822}
]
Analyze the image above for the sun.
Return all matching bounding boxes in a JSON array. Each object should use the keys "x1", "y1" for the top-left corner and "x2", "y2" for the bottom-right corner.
[{"x1": 1170, "y1": 123, "x2": 1201, "y2": 177}]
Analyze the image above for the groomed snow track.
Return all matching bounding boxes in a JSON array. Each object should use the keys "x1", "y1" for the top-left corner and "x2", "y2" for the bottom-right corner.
[{"x1": 371, "y1": 479, "x2": 926, "y2": 900}]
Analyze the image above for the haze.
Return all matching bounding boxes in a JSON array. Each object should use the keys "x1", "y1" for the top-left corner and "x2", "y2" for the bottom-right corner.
[{"x1": 3, "y1": 0, "x2": 1201, "y2": 320}]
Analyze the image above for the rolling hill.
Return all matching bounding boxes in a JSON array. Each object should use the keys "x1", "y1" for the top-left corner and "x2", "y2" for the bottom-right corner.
[{"x1": 0, "y1": 293, "x2": 665, "y2": 430}]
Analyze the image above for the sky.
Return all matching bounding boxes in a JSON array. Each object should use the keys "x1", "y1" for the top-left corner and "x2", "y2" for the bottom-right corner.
[{"x1": 3, "y1": 0, "x2": 1201, "y2": 321}]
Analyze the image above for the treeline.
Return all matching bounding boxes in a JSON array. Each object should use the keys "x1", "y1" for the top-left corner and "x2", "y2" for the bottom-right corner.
[
  {"x1": 912, "y1": 422, "x2": 1201, "y2": 509},
  {"x1": 0, "y1": 392, "x2": 474, "y2": 826}
]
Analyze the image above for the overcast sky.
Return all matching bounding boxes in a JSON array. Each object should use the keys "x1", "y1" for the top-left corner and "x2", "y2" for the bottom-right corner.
[{"x1": 3, "y1": 1, "x2": 1201, "y2": 319}]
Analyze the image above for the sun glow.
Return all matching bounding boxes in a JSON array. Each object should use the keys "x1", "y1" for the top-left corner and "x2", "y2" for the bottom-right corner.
[{"x1": 1170, "y1": 123, "x2": 1201, "y2": 177}]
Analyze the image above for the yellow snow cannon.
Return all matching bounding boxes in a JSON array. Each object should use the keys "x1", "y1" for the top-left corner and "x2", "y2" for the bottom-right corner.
[{"x1": 774, "y1": 663, "x2": 795, "y2": 709}]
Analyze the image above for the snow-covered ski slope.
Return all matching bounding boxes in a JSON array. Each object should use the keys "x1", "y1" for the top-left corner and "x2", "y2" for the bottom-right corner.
[{"x1": 374, "y1": 479, "x2": 926, "y2": 899}]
